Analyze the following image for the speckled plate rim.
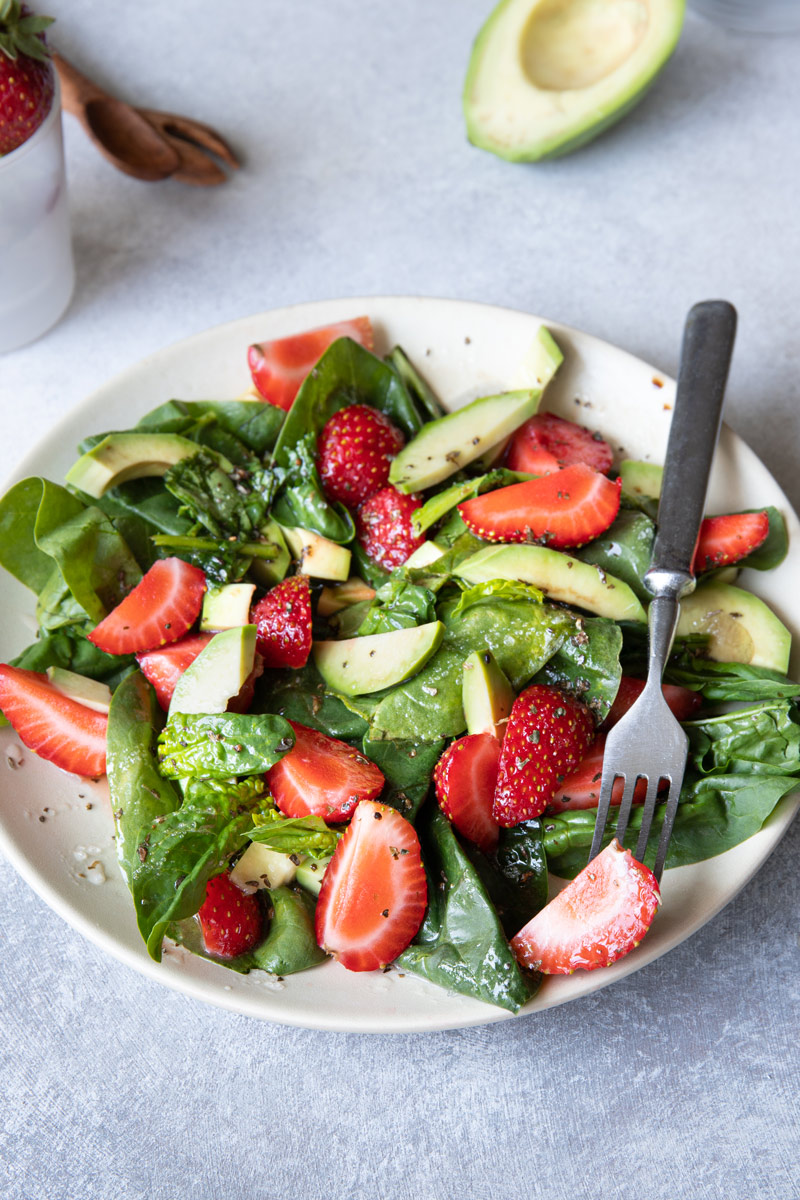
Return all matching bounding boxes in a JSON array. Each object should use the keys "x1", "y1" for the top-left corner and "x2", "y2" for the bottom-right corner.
[{"x1": 0, "y1": 295, "x2": 797, "y2": 1034}]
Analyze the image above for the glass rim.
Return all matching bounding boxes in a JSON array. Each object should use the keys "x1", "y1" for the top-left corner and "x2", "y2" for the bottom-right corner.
[{"x1": 0, "y1": 72, "x2": 62, "y2": 173}]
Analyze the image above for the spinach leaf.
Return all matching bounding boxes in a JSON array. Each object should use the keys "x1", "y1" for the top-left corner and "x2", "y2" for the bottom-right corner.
[
  {"x1": 665, "y1": 659, "x2": 800, "y2": 703},
  {"x1": 396, "y1": 809, "x2": 538, "y2": 1013},
  {"x1": 685, "y1": 700, "x2": 800, "y2": 777},
  {"x1": 132, "y1": 775, "x2": 266, "y2": 961},
  {"x1": 542, "y1": 773, "x2": 799, "y2": 877},
  {"x1": 11, "y1": 629, "x2": 133, "y2": 685},
  {"x1": 254, "y1": 661, "x2": 370, "y2": 740},
  {"x1": 385, "y1": 346, "x2": 444, "y2": 422},
  {"x1": 86, "y1": 478, "x2": 192, "y2": 536},
  {"x1": 158, "y1": 712, "x2": 295, "y2": 779},
  {"x1": 164, "y1": 448, "x2": 275, "y2": 540},
  {"x1": 532, "y1": 616, "x2": 623, "y2": 723},
  {"x1": 412, "y1": 470, "x2": 532, "y2": 536},
  {"x1": 735, "y1": 506, "x2": 788, "y2": 571},
  {"x1": 270, "y1": 433, "x2": 355, "y2": 543},
  {"x1": 137, "y1": 398, "x2": 284, "y2": 456},
  {"x1": 470, "y1": 821, "x2": 549, "y2": 938},
  {"x1": 357, "y1": 579, "x2": 437, "y2": 635},
  {"x1": 360, "y1": 736, "x2": 444, "y2": 822},
  {"x1": 576, "y1": 510, "x2": 655, "y2": 604},
  {"x1": 450, "y1": 578, "x2": 544, "y2": 613},
  {"x1": 106, "y1": 672, "x2": 182, "y2": 889},
  {"x1": 351, "y1": 540, "x2": 391, "y2": 590},
  {"x1": 248, "y1": 887, "x2": 328, "y2": 975},
  {"x1": 273, "y1": 337, "x2": 424, "y2": 467},
  {"x1": 248, "y1": 811, "x2": 341, "y2": 859}
]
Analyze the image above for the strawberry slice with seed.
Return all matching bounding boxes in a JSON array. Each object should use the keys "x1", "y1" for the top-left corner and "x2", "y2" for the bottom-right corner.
[
  {"x1": 434, "y1": 732, "x2": 501, "y2": 854},
  {"x1": 266, "y1": 720, "x2": 385, "y2": 823},
  {"x1": 692, "y1": 510, "x2": 770, "y2": 573},
  {"x1": 315, "y1": 799, "x2": 427, "y2": 971},
  {"x1": 546, "y1": 735, "x2": 649, "y2": 812},
  {"x1": 492, "y1": 685, "x2": 594, "y2": 826},
  {"x1": 88, "y1": 558, "x2": 206, "y2": 656},
  {"x1": 317, "y1": 404, "x2": 405, "y2": 508},
  {"x1": 0, "y1": 664, "x2": 107, "y2": 778},
  {"x1": 355, "y1": 485, "x2": 425, "y2": 571},
  {"x1": 137, "y1": 632, "x2": 214, "y2": 710},
  {"x1": 250, "y1": 575, "x2": 312, "y2": 669},
  {"x1": 197, "y1": 873, "x2": 264, "y2": 959},
  {"x1": 507, "y1": 412, "x2": 614, "y2": 476},
  {"x1": 510, "y1": 839, "x2": 660, "y2": 974},
  {"x1": 458, "y1": 464, "x2": 621, "y2": 549},
  {"x1": 248, "y1": 317, "x2": 373, "y2": 411}
]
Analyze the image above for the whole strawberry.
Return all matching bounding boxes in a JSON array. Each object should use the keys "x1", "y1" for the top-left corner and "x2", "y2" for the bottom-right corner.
[
  {"x1": 493, "y1": 684, "x2": 594, "y2": 827},
  {"x1": 317, "y1": 404, "x2": 405, "y2": 509},
  {"x1": 250, "y1": 574, "x2": 312, "y2": 669},
  {"x1": 0, "y1": 2, "x2": 55, "y2": 156},
  {"x1": 356, "y1": 485, "x2": 425, "y2": 572}
]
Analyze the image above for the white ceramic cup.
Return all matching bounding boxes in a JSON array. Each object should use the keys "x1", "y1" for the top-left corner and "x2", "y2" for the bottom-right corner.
[{"x1": 0, "y1": 76, "x2": 75, "y2": 354}]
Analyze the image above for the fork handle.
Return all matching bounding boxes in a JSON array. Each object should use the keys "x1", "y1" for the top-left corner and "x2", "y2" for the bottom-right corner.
[{"x1": 645, "y1": 300, "x2": 737, "y2": 602}]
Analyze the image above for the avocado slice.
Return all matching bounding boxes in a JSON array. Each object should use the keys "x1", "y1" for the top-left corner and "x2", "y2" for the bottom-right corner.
[
  {"x1": 248, "y1": 519, "x2": 290, "y2": 588},
  {"x1": 168, "y1": 624, "x2": 257, "y2": 717},
  {"x1": 676, "y1": 581, "x2": 791, "y2": 673},
  {"x1": 313, "y1": 621, "x2": 445, "y2": 696},
  {"x1": 230, "y1": 842, "x2": 298, "y2": 892},
  {"x1": 390, "y1": 328, "x2": 562, "y2": 494},
  {"x1": 46, "y1": 667, "x2": 112, "y2": 714},
  {"x1": 280, "y1": 525, "x2": 351, "y2": 581},
  {"x1": 295, "y1": 855, "x2": 331, "y2": 897},
  {"x1": 200, "y1": 583, "x2": 256, "y2": 632},
  {"x1": 462, "y1": 649, "x2": 514, "y2": 739},
  {"x1": 620, "y1": 459, "x2": 663, "y2": 518},
  {"x1": 463, "y1": 0, "x2": 685, "y2": 162},
  {"x1": 403, "y1": 540, "x2": 446, "y2": 570},
  {"x1": 65, "y1": 432, "x2": 201, "y2": 499},
  {"x1": 457, "y1": 544, "x2": 647, "y2": 622},
  {"x1": 317, "y1": 577, "x2": 377, "y2": 617}
]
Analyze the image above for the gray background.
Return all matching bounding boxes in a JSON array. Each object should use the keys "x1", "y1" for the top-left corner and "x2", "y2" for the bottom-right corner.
[{"x1": 1, "y1": 3, "x2": 798, "y2": 1197}]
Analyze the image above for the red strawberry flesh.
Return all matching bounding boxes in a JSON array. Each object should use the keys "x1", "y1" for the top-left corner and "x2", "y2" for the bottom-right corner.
[
  {"x1": 198, "y1": 872, "x2": 263, "y2": 959},
  {"x1": 88, "y1": 558, "x2": 206, "y2": 656},
  {"x1": 250, "y1": 574, "x2": 312, "y2": 669},
  {"x1": 266, "y1": 720, "x2": 385, "y2": 823},
  {"x1": 248, "y1": 317, "x2": 373, "y2": 411},
  {"x1": 0, "y1": 664, "x2": 107, "y2": 778},
  {"x1": 137, "y1": 632, "x2": 214, "y2": 711},
  {"x1": 317, "y1": 404, "x2": 405, "y2": 508},
  {"x1": 315, "y1": 799, "x2": 427, "y2": 971},
  {"x1": 602, "y1": 676, "x2": 702, "y2": 730},
  {"x1": 492, "y1": 685, "x2": 594, "y2": 826},
  {"x1": 356, "y1": 486, "x2": 425, "y2": 571},
  {"x1": 434, "y1": 732, "x2": 501, "y2": 854},
  {"x1": 511, "y1": 839, "x2": 660, "y2": 974},
  {"x1": 692, "y1": 510, "x2": 770, "y2": 573},
  {"x1": 458, "y1": 464, "x2": 621, "y2": 549},
  {"x1": 507, "y1": 412, "x2": 614, "y2": 476}
]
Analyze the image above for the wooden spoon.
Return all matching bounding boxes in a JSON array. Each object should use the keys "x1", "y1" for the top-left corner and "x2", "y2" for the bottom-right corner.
[{"x1": 54, "y1": 52, "x2": 180, "y2": 181}]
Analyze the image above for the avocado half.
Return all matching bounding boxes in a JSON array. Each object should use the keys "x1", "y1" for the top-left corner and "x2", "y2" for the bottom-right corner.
[{"x1": 463, "y1": 0, "x2": 686, "y2": 162}]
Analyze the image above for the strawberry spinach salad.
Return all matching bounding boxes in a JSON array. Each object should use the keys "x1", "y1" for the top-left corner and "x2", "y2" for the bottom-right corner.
[{"x1": 0, "y1": 317, "x2": 798, "y2": 1013}]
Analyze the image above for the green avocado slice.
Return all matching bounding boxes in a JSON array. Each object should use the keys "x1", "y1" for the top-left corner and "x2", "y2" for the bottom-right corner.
[
  {"x1": 676, "y1": 581, "x2": 791, "y2": 673},
  {"x1": 463, "y1": 0, "x2": 686, "y2": 162},
  {"x1": 65, "y1": 432, "x2": 202, "y2": 499},
  {"x1": 313, "y1": 621, "x2": 445, "y2": 696}
]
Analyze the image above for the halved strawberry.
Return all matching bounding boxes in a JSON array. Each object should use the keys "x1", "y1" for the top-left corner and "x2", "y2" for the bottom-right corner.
[
  {"x1": 510, "y1": 839, "x2": 660, "y2": 974},
  {"x1": 492, "y1": 685, "x2": 594, "y2": 827},
  {"x1": 602, "y1": 676, "x2": 702, "y2": 730},
  {"x1": 315, "y1": 799, "x2": 427, "y2": 971},
  {"x1": 434, "y1": 733, "x2": 500, "y2": 854},
  {"x1": 317, "y1": 404, "x2": 405, "y2": 508},
  {"x1": 266, "y1": 720, "x2": 385, "y2": 823},
  {"x1": 247, "y1": 317, "x2": 374, "y2": 411},
  {"x1": 88, "y1": 558, "x2": 206, "y2": 656},
  {"x1": 355, "y1": 486, "x2": 425, "y2": 571},
  {"x1": 137, "y1": 632, "x2": 214, "y2": 711},
  {"x1": 546, "y1": 735, "x2": 648, "y2": 812},
  {"x1": 197, "y1": 872, "x2": 263, "y2": 959},
  {"x1": 692, "y1": 510, "x2": 770, "y2": 573},
  {"x1": 506, "y1": 412, "x2": 614, "y2": 476},
  {"x1": 250, "y1": 575, "x2": 312, "y2": 669},
  {"x1": 0, "y1": 664, "x2": 107, "y2": 778},
  {"x1": 458, "y1": 464, "x2": 621, "y2": 549}
]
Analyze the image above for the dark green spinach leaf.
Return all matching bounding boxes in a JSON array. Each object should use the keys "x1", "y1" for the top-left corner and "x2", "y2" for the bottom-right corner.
[{"x1": 158, "y1": 712, "x2": 295, "y2": 779}]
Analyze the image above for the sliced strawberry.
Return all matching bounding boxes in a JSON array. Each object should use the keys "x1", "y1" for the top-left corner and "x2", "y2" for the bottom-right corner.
[
  {"x1": 506, "y1": 412, "x2": 614, "y2": 476},
  {"x1": 250, "y1": 575, "x2": 312, "y2": 669},
  {"x1": 434, "y1": 733, "x2": 501, "y2": 854},
  {"x1": 355, "y1": 486, "x2": 425, "y2": 571},
  {"x1": 602, "y1": 676, "x2": 702, "y2": 730},
  {"x1": 315, "y1": 799, "x2": 427, "y2": 971},
  {"x1": 546, "y1": 735, "x2": 648, "y2": 812},
  {"x1": 317, "y1": 404, "x2": 405, "y2": 508},
  {"x1": 137, "y1": 632, "x2": 214, "y2": 711},
  {"x1": 492, "y1": 685, "x2": 594, "y2": 827},
  {"x1": 692, "y1": 510, "x2": 770, "y2": 573},
  {"x1": 247, "y1": 317, "x2": 374, "y2": 411},
  {"x1": 88, "y1": 558, "x2": 206, "y2": 656},
  {"x1": 266, "y1": 720, "x2": 385, "y2": 823},
  {"x1": 510, "y1": 839, "x2": 660, "y2": 974},
  {"x1": 0, "y1": 664, "x2": 107, "y2": 778},
  {"x1": 197, "y1": 872, "x2": 263, "y2": 959},
  {"x1": 227, "y1": 653, "x2": 265, "y2": 714},
  {"x1": 458, "y1": 464, "x2": 621, "y2": 549}
]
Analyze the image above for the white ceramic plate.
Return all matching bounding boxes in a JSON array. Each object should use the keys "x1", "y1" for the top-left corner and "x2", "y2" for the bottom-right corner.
[{"x1": 1, "y1": 297, "x2": 798, "y2": 1033}]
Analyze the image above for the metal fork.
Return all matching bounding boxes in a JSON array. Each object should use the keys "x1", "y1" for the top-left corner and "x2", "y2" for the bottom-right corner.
[{"x1": 588, "y1": 300, "x2": 738, "y2": 881}]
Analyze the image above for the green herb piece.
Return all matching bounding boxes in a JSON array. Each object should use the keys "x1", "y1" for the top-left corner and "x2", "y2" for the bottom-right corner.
[{"x1": 158, "y1": 713, "x2": 295, "y2": 779}]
